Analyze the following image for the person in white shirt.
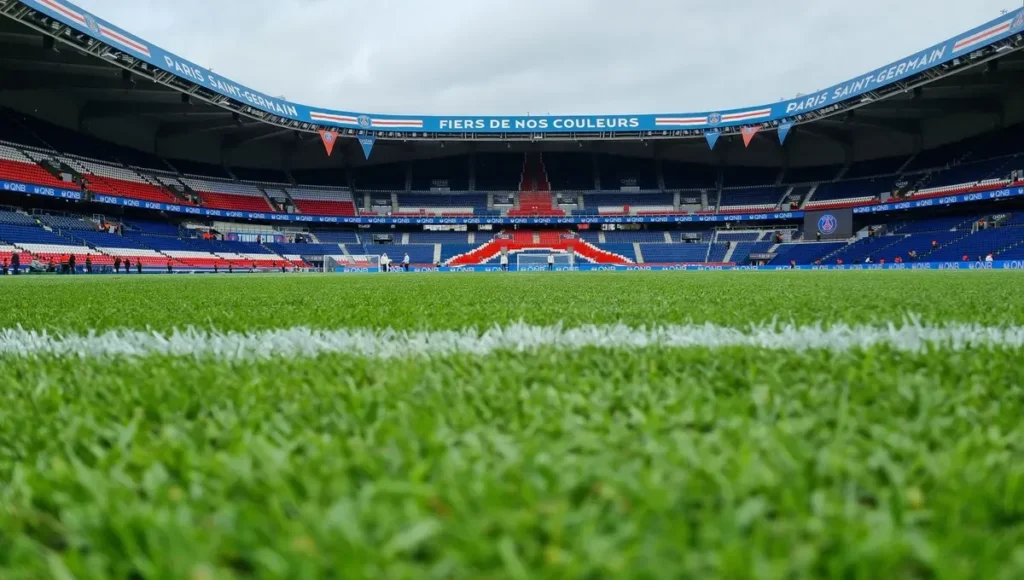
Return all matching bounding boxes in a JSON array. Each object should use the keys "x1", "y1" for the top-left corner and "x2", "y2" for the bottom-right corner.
[
  {"x1": 547, "y1": 251, "x2": 555, "y2": 271},
  {"x1": 403, "y1": 253, "x2": 410, "y2": 272},
  {"x1": 985, "y1": 253, "x2": 994, "y2": 263},
  {"x1": 381, "y1": 253, "x2": 390, "y2": 272},
  {"x1": 499, "y1": 250, "x2": 509, "y2": 272}
]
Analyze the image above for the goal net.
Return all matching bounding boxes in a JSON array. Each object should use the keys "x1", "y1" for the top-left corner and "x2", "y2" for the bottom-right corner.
[
  {"x1": 515, "y1": 252, "x2": 575, "y2": 271},
  {"x1": 323, "y1": 254, "x2": 381, "y2": 272}
]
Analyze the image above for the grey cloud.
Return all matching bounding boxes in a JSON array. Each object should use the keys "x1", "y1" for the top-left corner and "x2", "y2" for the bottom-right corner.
[{"x1": 73, "y1": 0, "x2": 1014, "y2": 114}]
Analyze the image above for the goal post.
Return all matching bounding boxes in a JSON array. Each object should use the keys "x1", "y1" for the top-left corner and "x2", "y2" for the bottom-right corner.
[
  {"x1": 515, "y1": 251, "x2": 576, "y2": 271},
  {"x1": 323, "y1": 254, "x2": 381, "y2": 272}
]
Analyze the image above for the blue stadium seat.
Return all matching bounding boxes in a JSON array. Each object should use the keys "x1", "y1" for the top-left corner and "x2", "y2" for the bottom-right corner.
[
  {"x1": 730, "y1": 242, "x2": 773, "y2": 264},
  {"x1": 639, "y1": 243, "x2": 709, "y2": 263},
  {"x1": 769, "y1": 242, "x2": 845, "y2": 265},
  {"x1": 594, "y1": 243, "x2": 637, "y2": 262},
  {"x1": 927, "y1": 227, "x2": 1024, "y2": 261},
  {"x1": 407, "y1": 231, "x2": 470, "y2": 244},
  {"x1": 310, "y1": 230, "x2": 360, "y2": 244}
]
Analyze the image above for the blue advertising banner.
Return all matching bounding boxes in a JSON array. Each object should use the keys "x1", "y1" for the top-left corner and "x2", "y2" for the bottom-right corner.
[
  {"x1": 326, "y1": 261, "x2": 1024, "y2": 274},
  {"x1": 852, "y1": 186, "x2": 1024, "y2": 214},
  {"x1": 0, "y1": 178, "x2": 806, "y2": 225},
  {"x1": 4, "y1": 177, "x2": 1022, "y2": 227},
  {"x1": 0, "y1": 179, "x2": 83, "y2": 200},
  {"x1": 18, "y1": 0, "x2": 1024, "y2": 134}
]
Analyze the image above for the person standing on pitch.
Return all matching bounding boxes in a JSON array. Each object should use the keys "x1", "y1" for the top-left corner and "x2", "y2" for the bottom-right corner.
[
  {"x1": 500, "y1": 249, "x2": 509, "y2": 272},
  {"x1": 137, "y1": 261, "x2": 142, "y2": 274},
  {"x1": 547, "y1": 251, "x2": 555, "y2": 271},
  {"x1": 124, "y1": 258, "x2": 130, "y2": 274},
  {"x1": 85, "y1": 256, "x2": 92, "y2": 274},
  {"x1": 403, "y1": 253, "x2": 410, "y2": 272},
  {"x1": 381, "y1": 253, "x2": 390, "y2": 273}
]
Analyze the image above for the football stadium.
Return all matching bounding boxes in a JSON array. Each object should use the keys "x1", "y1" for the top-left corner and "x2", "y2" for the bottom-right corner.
[{"x1": 3, "y1": 0, "x2": 1024, "y2": 576}]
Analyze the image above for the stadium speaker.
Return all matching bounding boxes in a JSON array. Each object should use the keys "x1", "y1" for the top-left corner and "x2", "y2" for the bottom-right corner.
[
  {"x1": 232, "y1": 112, "x2": 242, "y2": 126},
  {"x1": 42, "y1": 36, "x2": 56, "y2": 52},
  {"x1": 121, "y1": 69, "x2": 135, "y2": 87},
  {"x1": 181, "y1": 93, "x2": 190, "y2": 104},
  {"x1": 912, "y1": 87, "x2": 922, "y2": 100}
]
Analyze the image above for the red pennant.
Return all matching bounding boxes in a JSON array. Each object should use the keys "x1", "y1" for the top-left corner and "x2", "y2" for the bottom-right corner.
[
  {"x1": 741, "y1": 125, "x2": 760, "y2": 148},
  {"x1": 318, "y1": 129, "x2": 338, "y2": 156}
]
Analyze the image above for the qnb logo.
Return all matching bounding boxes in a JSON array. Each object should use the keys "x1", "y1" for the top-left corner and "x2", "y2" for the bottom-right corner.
[
  {"x1": 817, "y1": 213, "x2": 838, "y2": 235},
  {"x1": 1014, "y1": 10, "x2": 1024, "y2": 31}
]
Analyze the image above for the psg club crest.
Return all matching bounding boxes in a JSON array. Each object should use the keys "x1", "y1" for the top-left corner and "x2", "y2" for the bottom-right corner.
[
  {"x1": 85, "y1": 14, "x2": 100, "y2": 35},
  {"x1": 1013, "y1": 11, "x2": 1024, "y2": 31},
  {"x1": 318, "y1": 129, "x2": 338, "y2": 156},
  {"x1": 357, "y1": 115, "x2": 371, "y2": 129},
  {"x1": 707, "y1": 112, "x2": 721, "y2": 125},
  {"x1": 818, "y1": 214, "x2": 838, "y2": 235}
]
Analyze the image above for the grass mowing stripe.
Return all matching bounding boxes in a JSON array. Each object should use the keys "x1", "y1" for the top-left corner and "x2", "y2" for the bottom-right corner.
[
  {"x1": 2, "y1": 321, "x2": 1024, "y2": 359},
  {"x1": 2, "y1": 348, "x2": 1024, "y2": 578},
  {"x1": 3, "y1": 271, "x2": 1024, "y2": 332}
]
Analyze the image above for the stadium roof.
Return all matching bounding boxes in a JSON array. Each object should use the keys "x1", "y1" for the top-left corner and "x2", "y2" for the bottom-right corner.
[{"x1": 2, "y1": 0, "x2": 1024, "y2": 166}]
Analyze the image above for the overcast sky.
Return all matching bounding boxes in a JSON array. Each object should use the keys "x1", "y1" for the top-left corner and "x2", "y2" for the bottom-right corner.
[{"x1": 72, "y1": 0, "x2": 1015, "y2": 115}]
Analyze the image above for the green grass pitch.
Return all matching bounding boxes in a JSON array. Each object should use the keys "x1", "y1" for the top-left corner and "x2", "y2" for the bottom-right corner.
[{"x1": 2, "y1": 272, "x2": 1024, "y2": 579}]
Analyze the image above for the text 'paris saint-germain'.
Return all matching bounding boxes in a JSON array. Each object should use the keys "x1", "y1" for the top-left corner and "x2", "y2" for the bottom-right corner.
[
  {"x1": 161, "y1": 56, "x2": 298, "y2": 117},
  {"x1": 785, "y1": 46, "x2": 947, "y2": 114}
]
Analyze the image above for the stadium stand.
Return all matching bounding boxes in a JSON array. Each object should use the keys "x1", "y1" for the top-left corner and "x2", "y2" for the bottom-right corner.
[
  {"x1": 722, "y1": 166, "x2": 779, "y2": 188},
  {"x1": 475, "y1": 154, "x2": 523, "y2": 191},
  {"x1": 396, "y1": 193, "x2": 489, "y2": 216},
  {"x1": 769, "y1": 242, "x2": 846, "y2": 265},
  {"x1": 597, "y1": 155, "x2": 657, "y2": 190},
  {"x1": 544, "y1": 153, "x2": 595, "y2": 190},
  {"x1": 784, "y1": 165, "x2": 842, "y2": 184},
  {"x1": 719, "y1": 187, "x2": 783, "y2": 212},
  {"x1": 406, "y1": 231, "x2": 471, "y2": 244},
  {"x1": 0, "y1": 143, "x2": 73, "y2": 189},
  {"x1": 662, "y1": 161, "x2": 718, "y2": 190},
  {"x1": 638, "y1": 243, "x2": 710, "y2": 264},
  {"x1": 179, "y1": 178, "x2": 274, "y2": 212},
  {"x1": 288, "y1": 187, "x2": 358, "y2": 216},
  {"x1": 927, "y1": 227, "x2": 1024, "y2": 262},
  {"x1": 410, "y1": 157, "x2": 470, "y2": 191},
  {"x1": 352, "y1": 163, "x2": 406, "y2": 190}
]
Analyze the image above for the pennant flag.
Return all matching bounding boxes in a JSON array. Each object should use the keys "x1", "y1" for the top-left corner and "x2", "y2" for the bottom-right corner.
[
  {"x1": 704, "y1": 129, "x2": 721, "y2": 150},
  {"x1": 778, "y1": 120, "x2": 794, "y2": 145},
  {"x1": 741, "y1": 125, "x2": 761, "y2": 148},
  {"x1": 318, "y1": 129, "x2": 338, "y2": 156},
  {"x1": 358, "y1": 135, "x2": 376, "y2": 160}
]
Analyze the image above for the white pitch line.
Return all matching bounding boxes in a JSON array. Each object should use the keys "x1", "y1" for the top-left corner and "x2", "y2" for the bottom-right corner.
[{"x1": 1, "y1": 321, "x2": 1023, "y2": 360}]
